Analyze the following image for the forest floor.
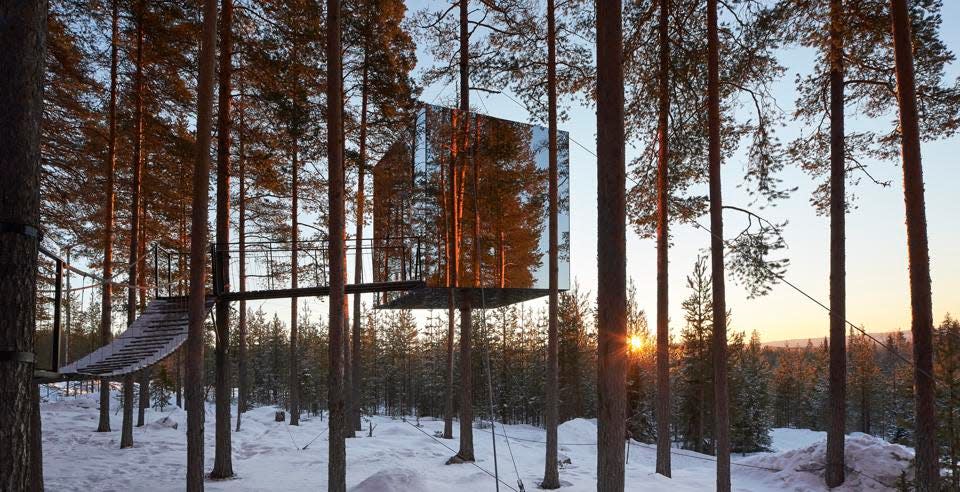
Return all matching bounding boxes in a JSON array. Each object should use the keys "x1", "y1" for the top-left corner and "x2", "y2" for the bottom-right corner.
[{"x1": 39, "y1": 389, "x2": 913, "y2": 491}]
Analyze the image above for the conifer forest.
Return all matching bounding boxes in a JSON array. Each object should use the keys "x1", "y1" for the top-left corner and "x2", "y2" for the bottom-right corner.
[{"x1": 1, "y1": 0, "x2": 958, "y2": 490}]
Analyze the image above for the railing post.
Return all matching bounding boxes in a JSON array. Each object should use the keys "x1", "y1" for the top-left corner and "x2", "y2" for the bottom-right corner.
[
  {"x1": 416, "y1": 238, "x2": 422, "y2": 280},
  {"x1": 52, "y1": 258, "x2": 63, "y2": 371},
  {"x1": 167, "y1": 253, "x2": 172, "y2": 298}
]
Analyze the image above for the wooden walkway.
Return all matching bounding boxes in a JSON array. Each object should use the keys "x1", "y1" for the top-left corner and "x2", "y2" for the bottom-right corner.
[{"x1": 54, "y1": 297, "x2": 213, "y2": 379}]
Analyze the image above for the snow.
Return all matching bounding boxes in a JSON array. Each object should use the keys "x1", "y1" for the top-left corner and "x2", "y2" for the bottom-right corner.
[
  {"x1": 739, "y1": 433, "x2": 914, "y2": 490},
  {"x1": 39, "y1": 391, "x2": 914, "y2": 491},
  {"x1": 768, "y1": 427, "x2": 827, "y2": 452}
]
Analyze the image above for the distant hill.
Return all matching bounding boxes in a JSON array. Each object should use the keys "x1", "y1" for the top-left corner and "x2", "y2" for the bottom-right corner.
[{"x1": 762, "y1": 330, "x2": 912, "y2": 348}]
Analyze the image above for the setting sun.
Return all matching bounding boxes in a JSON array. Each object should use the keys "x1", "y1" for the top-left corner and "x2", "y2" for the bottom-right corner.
[{"x1": 628, "y1": 334, "x2": 644, "y2": 352}]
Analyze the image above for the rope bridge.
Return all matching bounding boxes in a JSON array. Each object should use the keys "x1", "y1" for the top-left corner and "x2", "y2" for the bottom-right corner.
[
  {"x1": 56, "y1": 296, "x2": 214, "y2": 379},
  {"x1": 34, "y1": 236, "x2": 425, "y2": 382}
]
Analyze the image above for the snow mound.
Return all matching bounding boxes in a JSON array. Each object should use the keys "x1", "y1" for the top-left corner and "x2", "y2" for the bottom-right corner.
[
  {"x1": 740, "y1": 433, "x2": 913, "y2": 490},
  {"x1": 557, "y1": 418, "x2": 597, "y2": 446},
  {"x1": 350, "y1": 468, "x2": 428, "y2": 492},
  {"x1": 769, "y1": 427, "x2": 826, "y2": 452}
]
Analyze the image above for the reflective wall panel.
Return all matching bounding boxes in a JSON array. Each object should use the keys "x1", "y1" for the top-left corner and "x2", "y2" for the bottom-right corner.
[{"x1": 373, "y1": 104, "x2": 570, "y2": 307}]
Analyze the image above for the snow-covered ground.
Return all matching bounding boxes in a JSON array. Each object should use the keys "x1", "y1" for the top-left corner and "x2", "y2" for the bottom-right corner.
[{"x1": 40, "y1": 391, "x2": 913, "y2": 491}]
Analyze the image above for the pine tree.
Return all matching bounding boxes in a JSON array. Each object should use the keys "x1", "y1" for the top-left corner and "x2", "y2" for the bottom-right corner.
[
  {"x1": 677, "y1": 256, "x2": 713, "y2": 453},
  {"x1": 935, "y1": 315, "x2": 960, "y2": 488},
  {"x1": 185, "y1": 0, "x2": 217, "y2": 487},
  {"x1": 0, "y1": 0, "x2": 45, "y2": 488},
  {"x1": 848, "y1": 331, "x2": 881, "y2": 434},
  {"x1": 730, "y1": 331, "x2": 773, "y2": 454}
]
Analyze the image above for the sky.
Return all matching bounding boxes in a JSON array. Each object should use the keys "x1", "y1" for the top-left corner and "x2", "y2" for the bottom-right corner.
[
  {"x1": 406, "y1": 0, "x2": 960, "y2": 343},
  {"x1": 62, "y1": 1, "x2": 958, "y2": 345}
]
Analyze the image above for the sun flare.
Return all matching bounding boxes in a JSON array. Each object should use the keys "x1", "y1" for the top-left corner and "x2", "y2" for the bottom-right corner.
[{"x1": 628, "y1": 334, "x2": 644, "y2": 352}]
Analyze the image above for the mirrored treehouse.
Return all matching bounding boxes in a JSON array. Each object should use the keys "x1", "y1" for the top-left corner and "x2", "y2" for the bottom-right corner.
[{"x1": 373, "y1": 104, "x2": 570, "y2": 309}]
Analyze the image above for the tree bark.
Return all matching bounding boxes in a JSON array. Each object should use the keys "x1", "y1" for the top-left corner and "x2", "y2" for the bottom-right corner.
[
  {"x1": 443, "y1": 110, "x2": 460, "y2": 442},
  {"x1": 542, "y1": 0, "x2": 560, "y2": 487},
  {"x1": 236, "y1": 84, "x2": 247, "y2": 432},
  {"x1": 453, "y1": 302, "x2": 474, "y2": 462},
  {"x1": 211, "y1": 0, "x2": 234, "y2": 477},
  {"x1": 137, "y1": 367, "x2": 149, "y2": 426},
  {"x1": 327, "y1": 0, "x2": 346, "y2": 488},
  {"x1": 176, "y1": 347, "x2": 182, "y2": 408},
  {"x1": 351, "y1": 49, "x2": 369, "y2": 433},
  {"x1": 825, "y1": 0, "x2": 846, "y2": 486},
  {"x1": 889, "y1": 1, "x2": 938, "y2": 489},
  {"x1": 707, "y1": 0, "x2": 730, "y2": 489},
  {"x1": 186, "y1": 0, "x2": 218, "y2": 487},
  {"x1": 0, "y1": 0, "x2": 44, "y2": 486},
  {"x1": 31, "y1": 383, "x2": 43, "y2": 491},
  {"x1": 596, "y1": 0, "x2": 627, "y2": 489},
  {"x1": 98, "y1": 0, "x2": 120, "y2": 434},
  {"x1": 341, "y1": 98, "x2": 354, "y2": 439},
  {"x1": 290, "y1": 144, "x2": 300, "y2": 426},
  {"x1": 121, "y1": 0, "x2": 146, "y2": 449},
  {"x1": 120, "y1": 373, "x2": 133, "y2": 448},
  {"x1": 454, "y1": 0, "x2": 475, "y2": 462},
  {"x1": 655, "y1": 0, "x2": 672, "y2": 478}
]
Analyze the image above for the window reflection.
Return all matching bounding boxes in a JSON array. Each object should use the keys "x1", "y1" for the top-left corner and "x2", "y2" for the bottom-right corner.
[{"x1": 373, "y1": 104, "x2": 570, "y2": 308}]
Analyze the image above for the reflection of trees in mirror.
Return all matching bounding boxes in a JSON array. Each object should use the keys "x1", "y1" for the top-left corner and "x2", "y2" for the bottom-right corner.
[{"x1": 372, "y1": 104, "x2": 570, "y2": 298}]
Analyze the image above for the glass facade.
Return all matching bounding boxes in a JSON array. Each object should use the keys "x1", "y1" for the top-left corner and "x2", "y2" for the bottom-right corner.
[{"x1": 373, "y1": 104, "x2": 570, "y2": 309}]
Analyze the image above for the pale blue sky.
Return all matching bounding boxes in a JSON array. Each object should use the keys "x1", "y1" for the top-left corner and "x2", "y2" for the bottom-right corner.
[{"x1": 409, "y1": 0, "x2": 959, "y2": 342}]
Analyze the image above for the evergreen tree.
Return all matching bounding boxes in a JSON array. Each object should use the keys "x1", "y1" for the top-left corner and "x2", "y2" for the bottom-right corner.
[
  {"x1": 677, "y1": 256, "x2": 713, "y2": 453},
  {"x1": 730, "y1": 331, "x2": 773, "y2": 454},
  {"x1": 935, "y1": 315, "x2": 960, "y2": 488}
]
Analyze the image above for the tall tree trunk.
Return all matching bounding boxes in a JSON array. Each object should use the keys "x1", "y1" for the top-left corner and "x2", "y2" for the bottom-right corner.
[
  {"x1": 30, "y1": 383, "x2": 43, "y2": 491},
  {"x1": 98, "y1": 0, "x2": 120, "y2": 433},
  {"x1": 186, "y1": 0, "x2": 218, "y2": 488},
  {"x1": 453, "y1": 0, "x2": 475, "y2": 462},
  {"x1": 236, "y1": 84, "x2": 247, "y2": 432},
  {"x1": 706, "y1": 0, "x2": 730, "y2": 489},
  {"x1": 351, "y1": 50, "x2": 369, "y2": 434},
  {"x1": 176, "y1": 347, "x2": 182, "y2": 408},
  {"x1": 326, "y1": 0, "x2": 346, "y2": 488},
  {"x1": 825, "y1": 0, "x2": 846, "y2": 486},
  {"x1": 443, "y1": 110, "x2": 460, "y2": 441},
  {"x1": 341, "y1": 96, "x2": 354, "y2": 439},
  {"x1": 542, "y1": 0, "x2": 560, "y2": 486},
  {"x1": 0, "y1": 0, "x2": 44, "y2": 486},
  {"x1": 122, "y1": 1, "x2": 146, "y2": 447},
  {"x1": 137, "y1": 212, "x2": 147, "y2": 311},
  {"x1": 137, "y1": 367, "x2": 149, "y2": 426},
  {"x1": 454, "y1": 300, "x2": 474, "y2": 462},
  {"x1": 890, "y1": 1, "x2": 938, "y2": 489},
  {"x1": 655, "y1": 0, "x2": 672, "y2": 478},
  {"x1": 211, "y1": 0, "x2": 234, "y2": 477},
  {"x1": 120, "y1": 373, "x2": 133, "y2": 448},
  {"x1": 290, "y1": 144, "x2": 300, "y2": 426},
  {"x1": 596, "y1": 0, "x2": 627, "y2": 489}
]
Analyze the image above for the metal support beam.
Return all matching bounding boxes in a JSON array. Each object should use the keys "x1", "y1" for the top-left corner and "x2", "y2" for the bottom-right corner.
[{"x1": 219, "y1": 280, "x2": 426, "y2": 302}]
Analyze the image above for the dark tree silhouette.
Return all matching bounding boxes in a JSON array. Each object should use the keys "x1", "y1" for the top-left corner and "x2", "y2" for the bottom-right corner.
[
  {"x1": 97, "y1": 0, "x2": 120, "y2": 435},
  {"x1": 654, "y1": 0, "x2": 672, "y2": 478},
  {"x1": 596, "y1": 0, "x2": 627, "y2": 490},
  {"x1": 890, "y1": 0, "x2": 938, "y2": 489},
  {"x1": 185, "y1": 0, "x2": 217, "y2": 487},
  {"x1": 327, "y1": 0, "x2": 347, "y2": 488},
  {"x1": 0, "y1": 0, "x2": 45, "y2": 488},
  {"x1": 211, "y1": 0, "x2": 234, "y2": 478},
  {"x1": 706, "y1": 0, "x2": 730, "y2": 489},
  {"x1": 825, "y1": 0, "x2": 846, "y2": 486}
]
